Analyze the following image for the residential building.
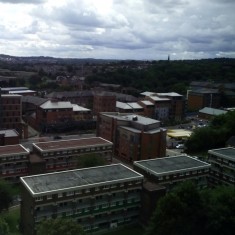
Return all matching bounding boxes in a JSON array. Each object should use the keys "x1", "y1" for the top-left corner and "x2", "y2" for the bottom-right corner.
[
  {"x1": 0, "y1": 94, "x2": 28, "y2": 138},
  {"x1": 36, "y1": 100, "x2": 74, "y2": 126},
  {"x1": 0, "y1": 144, "x2": 30, "y2": 182},
  {"x1": 133, "y1": 155, "x2": 211, "y2": 191},
  {"x1": 0, "y1": 129, "x2": 19, "y2": 146},
  {"x1": 141, "y1": 91, "x2": 185, "y2": 121},
  {"x1": 32, "y1": 137, "x2": 113, "y2": 172},
  {"x1": 207, "y1": 147, "x2": 235, "y2": 186},
  {"x1": 97, "y1": 112, "x2": 166, "y2": 162},
  {"x1": 20, "y1": 163, "x2": 144, "y2": 235}
]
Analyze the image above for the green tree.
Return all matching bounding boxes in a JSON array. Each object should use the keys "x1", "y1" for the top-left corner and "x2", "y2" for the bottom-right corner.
[
  {"x1": 202, "y1": 186, "x2": 235, "y2": 235},
  {"x1": 78, "y1": 153, "x2": 106, "y2": 168},
  {"x1": 0, "y1": 180, "x2": 13, "y2": 213},
  {"x1": 0, "y1": 217, "x2": 9, "y2": 235},
  {"x1": 145, "y1": 181, "x2": 206, "y2": 235},
  {"x1": 37, "y1": 218, "x2": 85, "y2": 235},
  {"x1": 145, "y1": 182, "x2": 235, "y2": 235}
]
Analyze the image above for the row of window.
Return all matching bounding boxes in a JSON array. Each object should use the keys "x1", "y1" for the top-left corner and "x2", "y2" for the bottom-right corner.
[
  {"x1": 158, "y1": 168, "x2": 210, "y2": 181},
  {"x1": 35, "y1": 180, "x2": 142, "y2": 202},
  {"x1": 42, "y1": 146, "x2": 112, "y2": 157},
  {"x1": 1, "y1": 155, "x2": 28, "y2": 161}
]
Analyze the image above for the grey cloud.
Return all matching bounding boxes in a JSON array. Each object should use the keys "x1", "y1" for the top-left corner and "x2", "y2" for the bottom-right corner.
[{"x1": 0, "y1": 0, "x2": 45, "y2": 4}]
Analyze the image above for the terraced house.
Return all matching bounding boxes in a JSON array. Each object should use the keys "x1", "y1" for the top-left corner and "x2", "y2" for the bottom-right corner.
[{"x1": 20, "y1": 164, "x2": 144, "y2": 235}]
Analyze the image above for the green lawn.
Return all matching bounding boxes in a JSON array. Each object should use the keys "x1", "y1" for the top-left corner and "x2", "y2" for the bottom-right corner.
[{"x1": 1, "y1": 207, "x2": 22, "y2": 235}]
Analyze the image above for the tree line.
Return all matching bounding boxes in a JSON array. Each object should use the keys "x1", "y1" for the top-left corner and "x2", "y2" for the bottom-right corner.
[{"x1": 185, "y1": 110, "x2": 235, "y2": 153}]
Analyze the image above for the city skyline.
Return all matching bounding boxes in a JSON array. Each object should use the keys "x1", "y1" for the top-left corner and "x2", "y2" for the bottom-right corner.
[{"x1": 0, "y1": 0, "x2": 235, "y2": 60}]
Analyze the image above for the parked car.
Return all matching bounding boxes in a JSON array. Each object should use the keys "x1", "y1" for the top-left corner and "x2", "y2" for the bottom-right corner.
[{"x1": 176, "y1": 144, "x2": 184, "y2": 149}]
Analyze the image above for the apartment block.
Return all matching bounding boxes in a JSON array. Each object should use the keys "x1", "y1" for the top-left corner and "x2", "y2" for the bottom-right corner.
[
  {"x1": 1, "y1": 94, "x2": 22, "y2": 130},
  {"x1": 0, "y1": 144, "x2": 30, "y2": 182},
  {"x1": 20, "y1": 164, "x2": 144, "y2": 235},
  {"x1": 32, "y1": 137, "x2": 113, "y2": 172},
  {"x1": 207, "y1": 147, "x2": 235, "y2": 186},
  {"x1": 97, "y1": 112, "x2": 166, "y2": 162},
  {"x1": 141, "y1": 91, "x2": 185, "y2": 121},
  {"x1": 134, "y1": 155, "x2": 211, "y2": 191}
]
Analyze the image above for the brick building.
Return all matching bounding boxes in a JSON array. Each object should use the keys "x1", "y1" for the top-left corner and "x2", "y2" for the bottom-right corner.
[
  {"x1": 207, "y1": 147, "x2": 235, "y2": 186},
  {"x1": 141, "y1": 92, "x2": 185, "y2": 121},
  {"x1": 93, "y1": 92, "x2": 116, "y2": 115},
  {"x1": 0, "y1": 137, "x2": 113, "y2": 182},
  {"x1": 0, "y1": 129, "x2": 19, "y2": 146},
  {"x1": 0, "y1": 144, "x2": 30, "y2": 182},
  {"x1": 32, "y1": 137, "x2": 113, "y2": 173},
  {"x1": 0, "y1": 93, "x2": 28, "y2": 138},
  {"x1": 97, "y1": 112, "x2": 166, "y2": 162},
  {"x1": 134, "y1": 155, "x2": 211, "y2": 191},
  {"x1": 20, "y1": 163, "x2": 144, "y2": 235},
  {"x1": 187, "y1": 89, "x2": 221, "y2": 111}
]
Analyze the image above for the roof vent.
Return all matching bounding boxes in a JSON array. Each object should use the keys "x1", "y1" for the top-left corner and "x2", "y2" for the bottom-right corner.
[{"x1": 132, "y1": 115, "x2": 138, "y2": 121}]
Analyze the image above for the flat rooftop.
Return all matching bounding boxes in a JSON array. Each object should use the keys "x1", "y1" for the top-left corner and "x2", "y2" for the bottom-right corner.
[
  {"x1": 20, "y1": 163, "x2": 143, "y2": 196},
  {"x1": 0, "y1": 129, "x2": 19, "y2": 137},
  {"x1": 134, "y1": 155, "x2": 210, "y2": 176},
  {"x1": 0, "y1": 144, "x2": 29, "y2": 157},
  {"x1": 101, "y1": 112, "x2": 160, "y2": 126},
  {"x1": 208, "y1": 147, "x2": 235, "y2": 161},
  {"x1": 33, "y1": 137, "x2": 113, "y2": 152}
]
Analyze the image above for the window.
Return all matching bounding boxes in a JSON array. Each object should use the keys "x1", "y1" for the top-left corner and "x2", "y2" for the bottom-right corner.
[
  {"x1": 58, "y1": 193, "x2": 63, "y2": 198},
  {"x1": 47, "y1": 195, "x2": 52, "y2": 200},
  {"x1": 35, "y1": 196, "x2": 43, "y2": 201},
  {"x1": 66, "y1": 191, "x2": 74, "y2": 196}
]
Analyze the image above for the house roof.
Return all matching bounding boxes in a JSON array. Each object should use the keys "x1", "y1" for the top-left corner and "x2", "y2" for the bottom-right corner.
[
  {"x1": 40, "y1": 100, "x2": 73, "y2": 109},
  {"x1": 208, "y1": 147, "x2": 235, "y2": 161},
  {"x1": 20, "y1": 163, "x2": 143, "y2": 196},
  {"x1": 0, "y1": 129, "x2": 19, "y2": 137},
  {"x1": 72, "y1": 104, "x2": 90, "y2": 112},
  {"x1": 134, "y1": 155, "x2": 210, "y2": 176},
  {"x1": 33, "y1": 137, "x2": 113, "y2": 152},
  {"x1": 199, "y1": 107, "x2": 227, "y2": 116},
  {"x1": 0, "y1": 144, "x2": 29, "y2": 157},
  {"x1": 22, "y1": 95, "x2": 48, "y2": 106},
  {"x1": 139, "y1": 100, "x2": 154, "y2": 106}
]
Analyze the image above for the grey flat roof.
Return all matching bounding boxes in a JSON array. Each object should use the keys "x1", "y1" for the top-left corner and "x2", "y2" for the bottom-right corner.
[
  {"x1": 33, "y1": 137, "x2": 113, "y2": 152},
  {"x1": 134, "y1": 155, "x2": 210, "y2": 176},
  {"x1": 101, "y1": 112, "x2": 160, "y2": 125},
  {"x1": 40, "y1": 100, "x2": 73, "y2": 109},
  {"x1": 0, "y1": 129, "x2": 18, "y2": 137},
  {"x1": 208, "y1": 147, "x2": 235, "y2": 161},
  {"x1": 199, "y1": 107, "x2": 227, "y2": 116},
  {"x1": 20, "y1": 163, "x2": 143, "y2": 196}
]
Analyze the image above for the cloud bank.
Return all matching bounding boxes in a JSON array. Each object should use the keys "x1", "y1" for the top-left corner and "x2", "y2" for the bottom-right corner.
[{"x1": 0, "y1": 0, "x2": 234, "y2": 60}]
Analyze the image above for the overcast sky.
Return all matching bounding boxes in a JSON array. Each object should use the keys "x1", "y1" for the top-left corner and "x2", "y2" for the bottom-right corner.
[{"x1": 0, "y1": 0, "x2": 235, "y2": 60}]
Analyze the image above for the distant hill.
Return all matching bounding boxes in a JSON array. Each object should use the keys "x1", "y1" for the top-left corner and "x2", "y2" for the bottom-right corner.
[{"x1": 0, "y1": 54, "x2": 119, "y2": 65}]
